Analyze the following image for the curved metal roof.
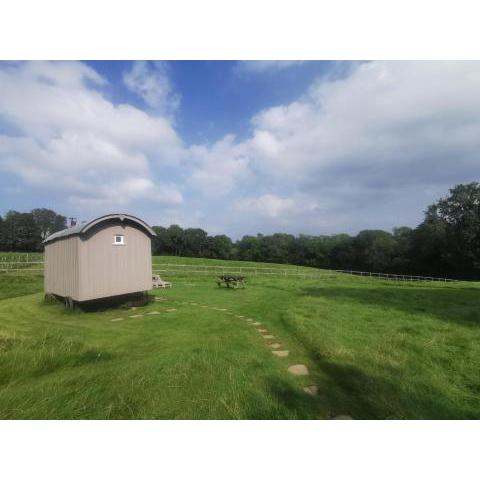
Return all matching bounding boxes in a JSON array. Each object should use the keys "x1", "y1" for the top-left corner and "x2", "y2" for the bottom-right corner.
[{"x1": 43, "y1": 213, "x2": 156, "y2": 244}]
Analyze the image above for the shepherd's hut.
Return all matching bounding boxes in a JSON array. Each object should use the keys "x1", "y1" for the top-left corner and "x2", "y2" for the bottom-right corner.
[{"x1": 43, "y1": 214, "x2": 156, "y2": 305}]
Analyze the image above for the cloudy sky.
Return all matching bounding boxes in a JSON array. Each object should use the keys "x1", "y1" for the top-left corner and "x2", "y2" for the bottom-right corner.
[{"x1": 1, "y1": 60, "x2": 479, "y2": 238}]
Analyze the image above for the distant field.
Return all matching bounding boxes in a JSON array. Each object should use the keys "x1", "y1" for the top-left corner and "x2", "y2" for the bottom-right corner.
[
  {"x1": 0, "y1": 252, "x2": 43, "y2": 262},
  {"x1": 0, "y1": 255, "x2": 479, "y2": 419}
]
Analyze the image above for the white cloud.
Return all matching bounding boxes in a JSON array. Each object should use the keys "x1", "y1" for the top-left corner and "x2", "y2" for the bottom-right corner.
[
  {"x1": 2, "y1": 61, "x2": 480, "y2": 237},
  {"x1": 68, "y1": 178, "x2": 183, "y2": 209},
  {"x1": 236, "y1": 194, "x2": 296, "y2": 218},
  {"x1": 0, "y1": 61, "x2": 183, "y2": 210},
  {"x1": 219, "y1": 61, "x2": 480, "y2": 233},
  {"x1": 234, "y1": 61, "x2": 305, "y2": 75},
  {"x1": 123, "y1": 61, "x2": 180, "y2": 112},
  {"x1": 248, "y1": 61, "x2": 480, "y2": 184},
  {"x1": 187, "y1": 135, "x2": 251, "y2": 197}
]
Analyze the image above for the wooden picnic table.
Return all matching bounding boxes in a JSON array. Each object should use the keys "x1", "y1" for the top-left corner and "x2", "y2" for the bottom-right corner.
[{"x1": 216, "y1": 275, "x2": 246, "y2": 289}]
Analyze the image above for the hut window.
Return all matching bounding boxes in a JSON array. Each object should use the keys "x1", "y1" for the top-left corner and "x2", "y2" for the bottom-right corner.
[{"x1": 113, "y1": 235, "x2": 125, "y2": 245}]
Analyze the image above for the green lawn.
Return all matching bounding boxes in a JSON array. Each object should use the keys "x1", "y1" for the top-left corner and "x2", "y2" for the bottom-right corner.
[{"x1": 0, "y1": 256, "x2": 479, "y2": 419}]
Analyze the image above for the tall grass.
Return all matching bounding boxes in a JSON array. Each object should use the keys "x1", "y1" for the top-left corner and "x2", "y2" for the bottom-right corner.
[{"x1": 0, "y1": 256, "x2": 479, "y2": 418}]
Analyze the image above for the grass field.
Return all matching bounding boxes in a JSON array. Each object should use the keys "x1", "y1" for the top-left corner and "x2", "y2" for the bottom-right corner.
[{"x1": 0, "y1": 255, "x2": 479, "y2": 419}]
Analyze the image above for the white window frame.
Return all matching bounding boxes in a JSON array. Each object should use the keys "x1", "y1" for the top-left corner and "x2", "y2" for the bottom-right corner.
[{"x1": 113, "y1": 234, "x2": 126, "y2": 246}]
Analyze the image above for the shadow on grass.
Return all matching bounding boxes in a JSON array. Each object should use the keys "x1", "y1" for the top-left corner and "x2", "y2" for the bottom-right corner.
[
  {"x1": 302, "y1": 285, "x2": 480, "y2": 328},
  {"x1": 269, "y1": 310, "x2": 474, "y2": 419},
  {"x1": 46, "y1": 292, "x2": 155, "y2": 313}
]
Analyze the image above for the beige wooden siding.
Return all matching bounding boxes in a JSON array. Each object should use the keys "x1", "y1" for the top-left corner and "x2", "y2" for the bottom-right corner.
[
  {"x1": 77, "y1": 223, "x2": 152, "y2": 301},
  {"x1": 44, "y1": 236, "x2": 80, "y2": 298}
]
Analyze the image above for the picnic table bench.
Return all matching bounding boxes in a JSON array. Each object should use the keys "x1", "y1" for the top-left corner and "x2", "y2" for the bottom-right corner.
[
  {"x1": 152, "y1": 274, "x2": 172, "y2": 288},
  {"x1": 216, "y1": 275, "x2": 246, "y2": 289}
]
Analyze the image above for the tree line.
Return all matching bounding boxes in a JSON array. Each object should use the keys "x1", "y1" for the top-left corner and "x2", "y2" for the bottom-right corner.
[
  {"x1": 0, "y1": 209, "x2": 67, "y2": 252},
  {"x1": 2, "y1": 183, "x2": 480, "y2": 279},
  {"x1": 153, "y1": 183, "x2": 480, "y2": 279}
]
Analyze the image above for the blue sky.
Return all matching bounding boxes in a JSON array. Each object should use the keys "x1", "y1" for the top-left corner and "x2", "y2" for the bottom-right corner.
[
  {"x1": 84, "y1": 60, "x2": 336, "y2": 144},
  {"x1": 1, "y1": 60, "x2": 480, "y2": 238}
]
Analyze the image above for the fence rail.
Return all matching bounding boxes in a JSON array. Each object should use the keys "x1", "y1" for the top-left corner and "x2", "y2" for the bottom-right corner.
[
  {"x1": 334, "y1": 269, "x2": 458, "y2": 282},
  {"x1": 0, "y1": 259, "x2": 462, "y2": 282}
]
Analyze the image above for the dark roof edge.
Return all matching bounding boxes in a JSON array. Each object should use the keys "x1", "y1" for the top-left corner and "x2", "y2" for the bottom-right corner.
[{"x1": 43, "y1": 213, "x2": 156, "y2": 244}]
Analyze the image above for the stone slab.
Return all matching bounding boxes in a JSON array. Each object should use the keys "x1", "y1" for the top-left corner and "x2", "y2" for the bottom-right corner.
[
  {"x1": 272, "y1": 350, "x2": 289, "y2": 357},
  {"x1": 303, "y1": 385, "x2": 318, "y2": 396},
  {"x1": 288, "y1": 364, "x2": 309, "y2": 376},
  {"x1": 332, "y1": 414, "x2": 354, "y2": 420}
]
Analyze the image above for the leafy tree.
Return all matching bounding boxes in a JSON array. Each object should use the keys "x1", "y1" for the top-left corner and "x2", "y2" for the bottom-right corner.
[
  {"x1": 208, "y1": 235, "x2": 234, "y2": 259},
  {"x1": 410, "y1": 207, "x2": 449, "y2": 276},
  {"x1": 0, "y1": 211, "x2": 42, "y2": 252},
  {"x1": 183, "y1": 228, "x2": 208, "y2": 257},
  {"x1": 237, "y1": 235, "x2": 262, "y2": 261},
  {"x1": 31, "y1": 208, "x2": 66, "y2": 240},
  {"x1": 435, "y1": 183, "x2": 480, "y2": 276},
  {"x1": 353, "y1": 230, "x2": 397, "y2": 272},
  {"x1": 151, "y1": 226, "x2": 172, "y2": 255},
  {"x1": 166, "y1": 225, "x2": 185, "y2": 256}
]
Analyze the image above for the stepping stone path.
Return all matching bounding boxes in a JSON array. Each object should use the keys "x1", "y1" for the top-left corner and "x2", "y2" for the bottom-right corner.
[
  {"x1": 169, "y1": 298, "x2": 316, "y2": 401},
  {"x1": 129, "y1": 314, "x2": 144, "y2": 318},
  {"x1": 288, "y1": 364, "x2": 309, "y2": 376},
  {"x1": 146, "y1": 311, "x2": 161, "y2": 315},
  {"x1": 272, "y1": 350, "x2": 289, "y2": 357},
  {"x1": 303, "y1": 385, "x2": 318, "y2": 396},
  {"x1": 111, "y1": 318, "x2": 123, "y2": 322}
]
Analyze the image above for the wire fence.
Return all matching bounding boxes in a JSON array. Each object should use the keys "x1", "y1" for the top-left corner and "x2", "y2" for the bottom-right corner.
[{"x1": 0, "y1": 259, "x2": 461, "y2": 282}]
